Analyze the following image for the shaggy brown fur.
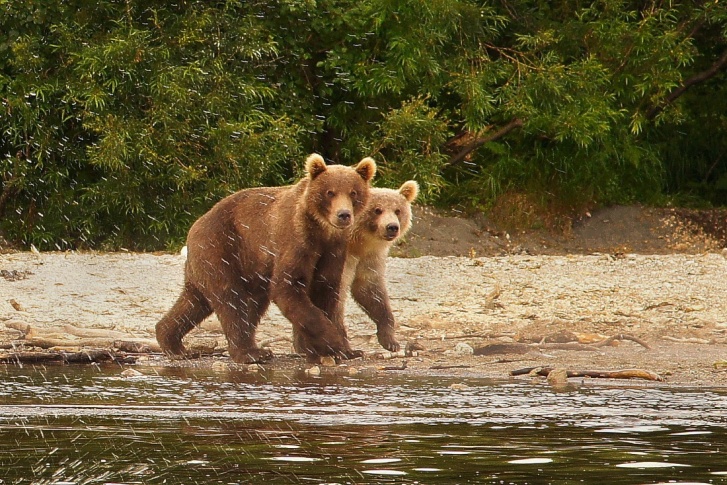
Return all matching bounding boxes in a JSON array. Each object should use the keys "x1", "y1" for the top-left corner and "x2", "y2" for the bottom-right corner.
[
  {"x1": 156, "y1": 154, "x2": 377, "y2": 363},
  {"x1": 294, "y1": 180, "x2": 418, "y2": 354}
]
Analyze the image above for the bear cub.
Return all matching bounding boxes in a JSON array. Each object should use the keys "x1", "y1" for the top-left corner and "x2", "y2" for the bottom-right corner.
[
  {"x1": 156, "y1": 154, "x2": 377, "y2": 363},
  {"x1": 294, "y1": 180, "x2": 418, "y2": 355}
]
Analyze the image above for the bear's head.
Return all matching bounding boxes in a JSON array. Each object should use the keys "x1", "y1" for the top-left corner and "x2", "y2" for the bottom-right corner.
[
  {"x1": 353, "y1": 180, "x2": 419, "y2": 247},
  {"x1": 305, "y1": 153, "x2": 377, "y2": 230}
]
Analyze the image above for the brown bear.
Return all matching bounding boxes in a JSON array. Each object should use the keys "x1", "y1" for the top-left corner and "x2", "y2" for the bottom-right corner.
[
  {"x1": 155, "y1": 154, "x2": 377, "y2": 363},
  {"x1": 293, "y1": 180, "x2": 418, "y2": 355}
]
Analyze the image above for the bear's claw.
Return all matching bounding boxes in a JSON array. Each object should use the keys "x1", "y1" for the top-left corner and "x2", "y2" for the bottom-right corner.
[
  {"x1": 230, "y1": 347, "x2": 274, "y2": 364},
  {"x1": 377, "y1": 332, "x2": 400, "y2": 352},
  {"x1": 340, "y1": 348, "x2": 365, "y2": 360}
]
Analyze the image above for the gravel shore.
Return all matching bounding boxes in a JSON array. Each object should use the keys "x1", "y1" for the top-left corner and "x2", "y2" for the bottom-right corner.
[{"x1": 2, "y1": 250, "x2": 727, "y2": 386}]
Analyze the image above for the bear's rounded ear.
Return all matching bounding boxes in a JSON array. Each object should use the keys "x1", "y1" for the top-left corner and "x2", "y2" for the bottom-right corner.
[
  {"x1": 305, "y1": 153, "x2": 327, "y2": 179},
  {"x1": 399, "y1": 180, "x2": 419, "y2": 202},
  {"x1": 355, "y1": 157, "x2": 377, "y2": 182}
]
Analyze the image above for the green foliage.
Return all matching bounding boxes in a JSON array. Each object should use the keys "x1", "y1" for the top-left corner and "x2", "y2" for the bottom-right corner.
[
  {"x1": 367, "y1": 97, "x2": 450, "y2": 198},
  {"x1": 1, "y1": 0, "x2": 304, "y2": 249},
  {"x1": 1, "y1": 0, "x2": 726, "y2": 249}
]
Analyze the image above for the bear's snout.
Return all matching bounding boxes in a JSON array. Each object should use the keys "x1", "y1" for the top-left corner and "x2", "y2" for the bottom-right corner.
[
  {"x1": 385, "y1": 222, "x2": 399, "y2": 239},
  {"x1": 337, "y1": 209, "x2": 353, "y2": 226}
]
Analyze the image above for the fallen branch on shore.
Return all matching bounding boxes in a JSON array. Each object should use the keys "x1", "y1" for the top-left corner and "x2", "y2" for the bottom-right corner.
[
  {"x1": 592, "y1": 334, "x2": 651, "y2": 349},
  {"x1": 0, "y1": 349, "x2": 137, "y2": 365},
  {"x1": 2, "y1": 321, "x2": 227, "y2": 356},
  {"x1": 473, "y1": 333, "x2": 651, "y2": 356},
  {"x1": 516, "y1": 330, "x2": 652, "y2": 350},
  {"x1": 510, "y1": 366, "x2": 665, "y2": 382},
  {"x1": 661, "y1": 335, "x2": 713, "y2": 345},
  {"x1": 4, "y1": 321, "x2": 162, "y2": 350},
  {"x1": 5, "y1": 321, "x2": 132, "y2": 339},
  {"x1": 441, "y1": 332, "x2": 515, "y2": 340},
  {"x1": 19, "y1": 336, "x2": 163, "y2": 352}
]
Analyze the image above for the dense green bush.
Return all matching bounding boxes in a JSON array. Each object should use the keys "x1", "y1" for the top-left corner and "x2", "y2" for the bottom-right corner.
[{"x1": 1, "y1": 0, "x2": 726, "y2": 250}]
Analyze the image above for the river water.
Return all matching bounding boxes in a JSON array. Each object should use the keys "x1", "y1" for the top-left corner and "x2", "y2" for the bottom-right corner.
[{"x1": 0, "y1": 364, "x2": 725, "y2": 484}]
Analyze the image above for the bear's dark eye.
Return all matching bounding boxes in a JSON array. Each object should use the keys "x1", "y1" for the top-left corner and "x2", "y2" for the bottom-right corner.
[
  {"x1": 326, "y1": 190, "x2": 335, "y2": 198},
  {"x1": 350, "y1": 190, "x2": 357, "y2": 198},
  {"x1": 394, "y1": 209, "x2": 401, "y2": 216},
  {"x1": 374, "y1": 208, "x2": 383, "y2": 215}
]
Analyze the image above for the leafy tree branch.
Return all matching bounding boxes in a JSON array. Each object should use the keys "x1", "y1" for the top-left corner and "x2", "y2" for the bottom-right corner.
[
  {"x1": 647, "y1": 48, "x2": 727, "y2": 120},
  {"x1": 447, "y1": 118, "x2": 524, "y2": 167}
]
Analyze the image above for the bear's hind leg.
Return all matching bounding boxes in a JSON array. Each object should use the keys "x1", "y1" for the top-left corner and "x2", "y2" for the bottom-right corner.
[
  {"x1": 211, "y1": 286, "x2": 273, "y2": 364},
  {"x1": 156, "y1": 282, "x2": 213, "y2": 357}
]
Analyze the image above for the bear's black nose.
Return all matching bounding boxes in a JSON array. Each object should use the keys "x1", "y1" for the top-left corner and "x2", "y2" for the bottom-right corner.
[
  {"x1": 386, "y1": 223, "x2": 399, "y2": 236},
  {"x1": 337, "y1": 210, "x2": 352, "y2": 225}
]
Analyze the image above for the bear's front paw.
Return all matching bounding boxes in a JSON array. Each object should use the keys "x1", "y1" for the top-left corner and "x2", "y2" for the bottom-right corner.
[
  {"x1": 339, "y1": 348, "x2": 364, "y2": 360},
  {"x1": 166, "y1": 349, "x2": 203, "y2": 360},
  {"x1": 230, "y1": 347, "x2": 274, "y2": 364},
  {"x1": 311, "y1": 341, "x2": 363, "y2": 361},
  {"x1": 159, "y1": 344, "x2": 200, "y2": 360},
  {"x1": 157, "y1": 336, "x2": 187, "y2": 357},
  {"x1": 377, "y1": 332, "x2": 400, "y2": 352}
]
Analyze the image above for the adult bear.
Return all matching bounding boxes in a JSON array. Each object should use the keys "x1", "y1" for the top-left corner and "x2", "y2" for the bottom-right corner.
[
  {"x1": 156, "y1": 154, "x2": 377, "y2": 363},
  {"x1": 293, "y1": 180, "x2": 418, "y2": 356}
]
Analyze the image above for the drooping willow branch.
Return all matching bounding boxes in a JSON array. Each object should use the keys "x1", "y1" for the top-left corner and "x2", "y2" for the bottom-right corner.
[{"x1": 647, "y1": 48, "x2": 727, "y2": 120}]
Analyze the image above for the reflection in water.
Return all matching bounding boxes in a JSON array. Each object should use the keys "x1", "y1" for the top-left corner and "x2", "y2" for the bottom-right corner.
[{"x1": 0, "y1": 365, "x2": 726, "y2": 484}]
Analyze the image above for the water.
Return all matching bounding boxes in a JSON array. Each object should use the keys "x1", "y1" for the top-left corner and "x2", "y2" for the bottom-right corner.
[{"x1": 1, "y1": 364, "x2": 726, "y2": 484}]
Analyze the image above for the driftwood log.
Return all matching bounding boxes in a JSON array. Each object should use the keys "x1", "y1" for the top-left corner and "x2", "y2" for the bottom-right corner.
[
  {"x1": 511, "y1": 366, "x2": 665, "y2": 382},
  {"x1": 0, "y1": 349, "x2": 137, "y2": 365},
  {"x1": 591, "y1": 334, "x2": 651, "y2": 349},
  {"x1": 2, "y1": 321, "x2": 157, "y2": 363},
  {"x1": 474, "y1": 333, "x2": 651, "y2": 356},
  {"x1": 2, "y1": 321, "x2": 226, "y2": 355},
  {"x1": 430, "y1": 364, "x2": 472, "y2": 370},
  {"x1": 10, "y1": 336, "x2": 162, "y2": 353}
]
